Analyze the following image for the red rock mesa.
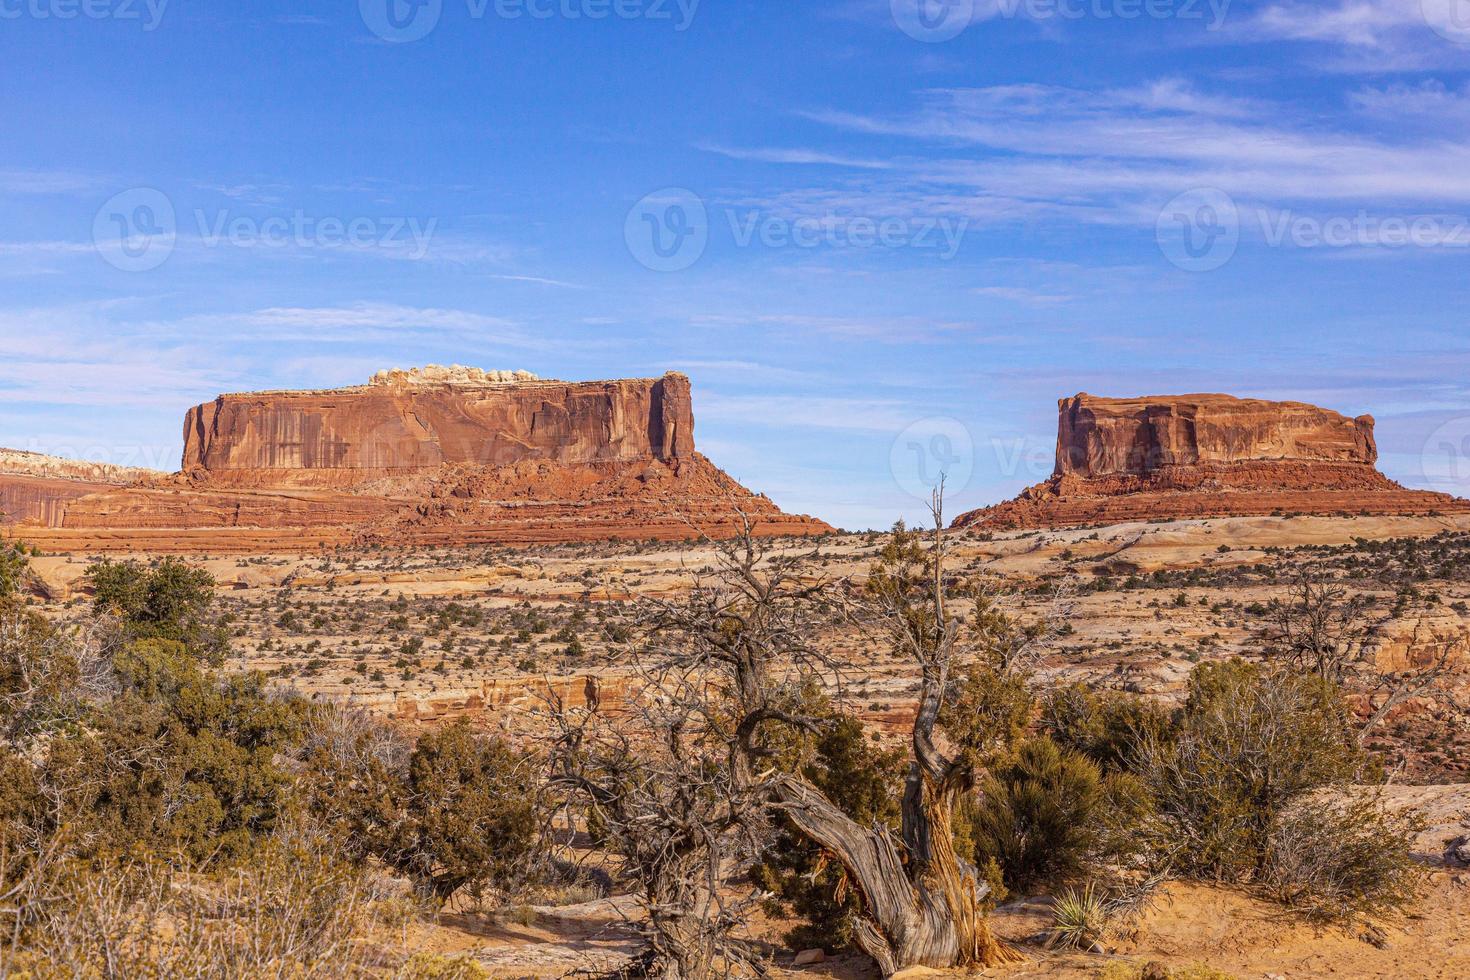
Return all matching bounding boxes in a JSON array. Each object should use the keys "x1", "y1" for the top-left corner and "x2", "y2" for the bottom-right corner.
[
  {"x1": 954, "y1": 393, "x2": 1470, "y2": 530},
  {"x1": 1, "y1": 369, "x2": 830, "y2": 552}
]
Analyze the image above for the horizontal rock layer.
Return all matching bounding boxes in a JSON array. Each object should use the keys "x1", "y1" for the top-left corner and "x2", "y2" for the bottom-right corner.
[
  {"x1": 183, "y1": 374, "x2": 696, "y2": 488},
  {"x1": 2, "y1": 372, "x2": 830, "y2": 551},
  {"x1": 956, "y1": 393, "x2": 1470, "y2": 530},
  {"x1": 1055, "y1": 392, "x2": 1377, "y2": 478},
  {"x1": 0, "y1": 449, "x2": 164, "y2": 526}
]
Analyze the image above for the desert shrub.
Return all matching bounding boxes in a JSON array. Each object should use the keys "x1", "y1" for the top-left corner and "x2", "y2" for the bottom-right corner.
[
  {"x1": 391, "y1": 721, "x2": 540, "y2": 901},
  {"x1": 753, "y1": 710, "x2": 906, "y2": 952},
  {"x1": 939, "y1": 658, "x2": 1036, "y2": 764},
  {"x1": 307, "y1": 712, "x2": 541, "y2": 903},
  {"x1": 0, "y1": 544, "x2": 28, "y2": 599},
  {"x1": 86, "y1": 557, "x2": 228, "y2": 662},
  {"x1": 1262, "y1": 793, "x2": 1424, "y2": 924},
  {"x1": 43, "y1": 642, "x2": 307, "y2": 865},
  {"x1": 1043, "y1": 683, "x2": 1176, "y2": 772},
  {"x1": 1138, "y1": 659, "x2": 1364, "y2": 880},
  {"x1": 962, "y1": 737, "x2": 1150, "y2": 894},
  {"x1": 0, "y1": 557, "x2": 305, "y2": 868},
  {"x1": 0, "y1": 601, "x2": 84, "y2": 743},
  {"x1": 9, "y1": 818, "x2": 383, "y2": 978}
]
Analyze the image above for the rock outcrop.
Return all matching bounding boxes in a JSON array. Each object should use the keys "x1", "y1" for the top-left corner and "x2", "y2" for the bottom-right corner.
[
  {"x1": 182, "y1": 374, "x2": 695, "y2": 488},
  {"x1": 1, "y1": 371, "x2": 830, "y2": 552},
  {"x1": 955, "y1": 393, "x2": 1470, "y2": 530},
  {"x1": 1054, "y1": 393, "x2": 1378, "y2": 478},
  {"x1": 0, "y1": 449, "x2": 162, "y2": 527}
]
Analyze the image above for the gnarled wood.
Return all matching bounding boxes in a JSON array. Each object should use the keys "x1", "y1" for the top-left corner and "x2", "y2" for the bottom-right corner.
[{"x1": 764, "y1": 492, "x2": 1022, "y2": 976}]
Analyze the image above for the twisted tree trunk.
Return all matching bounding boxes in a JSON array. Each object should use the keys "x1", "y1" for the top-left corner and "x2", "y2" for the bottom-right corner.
[
  {"x1": 773, "y1": 771, "x2": 1015, "y2": 976},
  {"x1": 769, "y1": 496, "x2": 1023, "y2": 976}
]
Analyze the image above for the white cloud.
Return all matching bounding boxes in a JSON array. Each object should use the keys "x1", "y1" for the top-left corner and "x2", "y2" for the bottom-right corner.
[
  {"x1": 1349, "y1": 80, "x2": 1470, "y2": 120},
  {"x1": 167, "y1": 303, "x2": 541, "y2": 347},
  {"x1": 699, "y1": 392, "x2": 923, "y2": 432},
  {"x1": 972, "y1": 286, "x2": 1074, "y2": 305},
  {"x1": 698, "y1": 144, "x2": 898, "y2": 170},
  {"x1": 1246, "y1": 0, "x2": 1425, "y2": 46},
  {"x1": 0, "y1": 170, "x2": 106, "y2": 195},
  {"x1": 688, "y1": 311, "x2": 979, "y2": 342},
  {"x1": 1227, "y1": 0, "x2": 1470, "y2": 71},
  {"x1": 750, "y1": 81, "x2": 1470, "y2": 235}
]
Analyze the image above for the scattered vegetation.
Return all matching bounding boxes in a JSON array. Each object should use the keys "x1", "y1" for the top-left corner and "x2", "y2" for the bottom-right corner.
[
  {"x1": 0, "y1": 519, "x2": 1448, "y2": 977},
  {"x1": 963, "y1": 736, "x2": 1148, "y2": 895}
]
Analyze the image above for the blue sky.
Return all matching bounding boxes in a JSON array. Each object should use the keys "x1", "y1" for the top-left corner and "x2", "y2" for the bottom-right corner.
[{"x1": 3, "y1": 0, "x2": 1470, "y2": 529}]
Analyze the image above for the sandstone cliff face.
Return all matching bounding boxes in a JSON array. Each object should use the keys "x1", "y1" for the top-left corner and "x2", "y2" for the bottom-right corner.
[
  {"x1": 956, "y1": 393, "x2": 1469, "y2": 531},
  {"x1": 0, "y1": 449, "x2": 162, "y2": 526},
  {"x1": 1055, "y1": 393, "x2": 1378, "y2": 478},
  {"x1": 183, "y1": 374, "x2": 696, "y2": 488},
  {"x1": 2, "y1": 370, "x2": 828, "y2": 551}
]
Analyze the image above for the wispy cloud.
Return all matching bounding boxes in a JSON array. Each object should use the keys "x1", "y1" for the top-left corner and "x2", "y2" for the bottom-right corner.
[
  {"x1": 0, "y1": 170, "x2": 107, "y2": 195},
  {"x1": 719, "y1": 79, "x2": 1470, "y2": 242},
  {"x1": 0, "y1": 300, "x2": 545, "y2": 412},
  {"x1": 700, "y1": 392, "x2": 921, "y2": 432},
  {"x1": 688, "y1": 311, "x2": 981, "y2": 342},
  {"x1": 698, "y1": 143, "x2": 897, "y2": 170},
  {"x1": 664, "y1": 359, "x2": 820, "y2": 383},
  {"x1": 1349, "y1": 80, "x2": 1470, "y2": 122},
  {"x1": 1229, "y1": 0, "x2": 1470, "y2": 71},
  {"x1": 1246, "y1": 0, "x2": 1424, "y2": 46},
  {"x1": 169, "y1": 303, "x2": 539, "y2": 346},
  {"x1": 972, "y1": 286, "x2": 1073, "y2": 305},
  {"x1": 486, "y1": 273, "x2": 585, "y2": 289}
]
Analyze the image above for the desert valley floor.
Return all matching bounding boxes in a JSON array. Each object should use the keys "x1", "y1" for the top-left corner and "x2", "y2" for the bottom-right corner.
[{"x1": 14, "y1": 512, "x2": 1470, "y2": 978}]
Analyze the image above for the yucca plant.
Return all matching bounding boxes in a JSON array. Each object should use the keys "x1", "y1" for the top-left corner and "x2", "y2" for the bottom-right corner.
[{"x1": 1047, "y1": 882, "x2": 1107, "y2": 952}]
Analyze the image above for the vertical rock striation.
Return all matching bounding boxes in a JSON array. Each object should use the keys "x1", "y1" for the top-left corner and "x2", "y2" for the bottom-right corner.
[{"x1": 182, "y1": 373, "x2": 697, "y2": 488}]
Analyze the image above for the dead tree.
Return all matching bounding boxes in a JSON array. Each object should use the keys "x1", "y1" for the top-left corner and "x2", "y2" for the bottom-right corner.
[
  {"x1": 546, "y1": 514, "x2": 836, "y2": 979},
  {"x1": 767, "y1": 496, "x2": 1022, "y2": 976},
  {"x1": 651, "y1": 499, "x2": 1022, "y2": 974},
  {"x1": 1262, "y1": 574, "x2": 1376, "y2": 685},
  {"x1": 1359, "y1": 620, "x2": 1464, "y2": 740},
  {"x1": 548, "y1": 665, "x2": 771, "y2": 980},
  {"x1": 558, "y1": 501, "x2": 1024, "y2": 977},
  {"x1": 1261, "y1": 572, "x2": 1464, "y2": 743}
]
